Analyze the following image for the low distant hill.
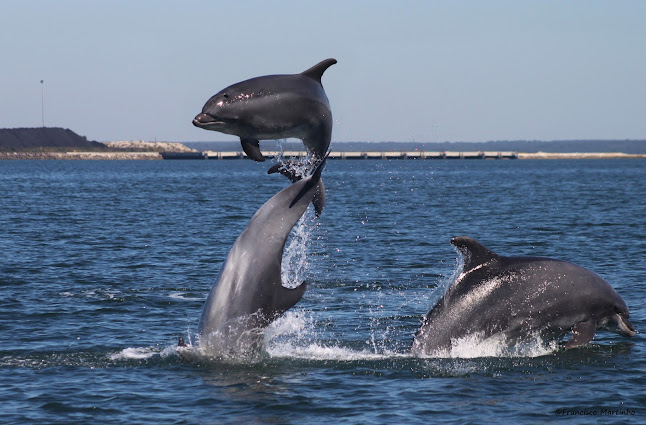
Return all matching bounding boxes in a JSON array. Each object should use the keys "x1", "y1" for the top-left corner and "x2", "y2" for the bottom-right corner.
[
  {"x1": 184, "y1": 139, "x2": 646, "y2": 154},
  {"x1": 0, "y1": 127, "x2": 106, "y2": 152}
]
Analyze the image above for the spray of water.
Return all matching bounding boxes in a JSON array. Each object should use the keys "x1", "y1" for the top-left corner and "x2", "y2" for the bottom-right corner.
[{"x1": 281, "y1": 215, "x2": 313, "y2": 288}]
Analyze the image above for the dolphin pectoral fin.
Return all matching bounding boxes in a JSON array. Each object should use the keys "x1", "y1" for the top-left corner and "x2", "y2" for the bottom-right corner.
[
  {"x1": 313, "y1": 180, "x2": 325, "y2": 217},
  {"x1": 240, "y1": 138, "x2": 265, "y2": 162},
  {"x1": 274, "y1": 281, "x2": 308, "y2": 316},
  {"x1": 565, "y1": 319, "x2": 597, "y2": 349}
]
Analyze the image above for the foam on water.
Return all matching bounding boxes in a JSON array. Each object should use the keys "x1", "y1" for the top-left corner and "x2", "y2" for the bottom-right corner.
[
  {"x1": 58, "y1": 288, "x2": 123, "y2": 300},
  {"x1": 109, "y1": 345, "x2": 179, "y2": 362},
  {"x1": 110, "y1": 347, "x2": 159, "y2": 360},
  {"x1": 168, "y1": 291, "x2": 203, "y2": 301},
  {"x1": 267, "y1": 341, "x2": 406, "y2": 361}
]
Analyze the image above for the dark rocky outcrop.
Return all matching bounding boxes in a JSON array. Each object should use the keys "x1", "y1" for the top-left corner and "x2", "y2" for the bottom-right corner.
[{"x1": 0, "y1": 127, "x2": 106, "y2": 152}]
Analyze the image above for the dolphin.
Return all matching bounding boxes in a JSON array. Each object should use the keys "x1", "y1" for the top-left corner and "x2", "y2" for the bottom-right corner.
[
  {"x1": 196, "y1": 155, "x2": 328, "y2": 356},
  {"x1": 193, "y1": 58, "x2": 336, "y2": 162},
  {"x1": 411, "y1": 236, "x2": 636, "y2": 355}
]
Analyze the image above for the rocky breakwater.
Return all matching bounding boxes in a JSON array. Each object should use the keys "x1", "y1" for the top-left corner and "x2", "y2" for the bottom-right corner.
[{"x1": 104, "y1": 141, "x2": 198, "y2": 152}]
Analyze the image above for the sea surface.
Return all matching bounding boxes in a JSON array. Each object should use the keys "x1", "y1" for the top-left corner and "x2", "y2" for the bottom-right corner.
[{"x1": 1, "y1": 158, "x2": 645, "y2": 424}]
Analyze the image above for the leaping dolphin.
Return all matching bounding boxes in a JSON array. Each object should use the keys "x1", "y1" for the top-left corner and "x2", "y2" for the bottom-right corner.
[
  {"x1": 196, "y1": 155, "x2": 328, "y2": 357},
  {"x1": 193, "y1": 58, "x2": 336, "y2": 162},
  {"x1": 411, "y1": 236, "x2": 636, "y2": 355}
]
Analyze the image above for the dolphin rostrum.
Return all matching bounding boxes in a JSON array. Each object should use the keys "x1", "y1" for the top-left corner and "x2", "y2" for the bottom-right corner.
[
  {"x1": 196, "y1": 155, "x2": 328, "y2": 356},
  {"x1": 411, "y1": 236, "x2": 636, "y2": 355},
  {"x1": 193, "y1": 58, "x2": 336, "y2": 162}
]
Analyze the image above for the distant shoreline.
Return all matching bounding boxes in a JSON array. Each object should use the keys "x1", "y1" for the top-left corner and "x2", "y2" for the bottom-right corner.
[
  {"x1": 184, "y1": 139, "x2": 646, "y2": 154},
  {"x1": 3, "y1": 128, "x2": 646, "y2": 157},
  {"x1": 517, "y1": 152, "x2": 646, "y2": 159},
  {"x1": 2, "y1": 151, "x2": 645, "y2": 160},
  {"x1": 0, "y1": 151, "x2": 162, "y2": 160}
]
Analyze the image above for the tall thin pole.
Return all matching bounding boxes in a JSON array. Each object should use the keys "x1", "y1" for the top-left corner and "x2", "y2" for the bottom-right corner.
[{"x1": 40, "y1": 80, "x2": 45, "y2": 127}]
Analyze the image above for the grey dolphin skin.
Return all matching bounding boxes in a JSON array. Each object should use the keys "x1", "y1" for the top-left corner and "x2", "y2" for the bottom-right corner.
[
  {"x1": 193, "y1": 58, "x2": 336, "y2": 162},
  {"x1": 197, "y1": 155, "x2": 328, "y2": 356},
  {"x1": 411, "y1": 236, "x2": 636, "y2": 355}
]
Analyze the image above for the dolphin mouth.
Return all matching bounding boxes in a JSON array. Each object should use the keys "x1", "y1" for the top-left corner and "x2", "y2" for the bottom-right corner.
[
  {"x1": 616, "y1": 314, "x2": 636, "y2": 337},
  {"x1": 192, "y1": 113, "x2": 226, "y2": 129}
]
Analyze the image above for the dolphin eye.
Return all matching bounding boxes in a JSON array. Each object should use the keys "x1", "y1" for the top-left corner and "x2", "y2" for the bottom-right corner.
[{"x1": 223, "y1": 94, "x2": 229, "y2": 99}]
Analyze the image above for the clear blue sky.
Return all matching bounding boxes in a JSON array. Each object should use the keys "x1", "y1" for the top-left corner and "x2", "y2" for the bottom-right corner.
[{"x1": 1, "y1": 1, "x2": 644, "y2": 143}]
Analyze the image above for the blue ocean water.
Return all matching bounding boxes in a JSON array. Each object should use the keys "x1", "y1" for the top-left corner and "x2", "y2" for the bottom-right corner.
[{"x1": 1, "y1": 158, "x2": 644, "y2": 424}]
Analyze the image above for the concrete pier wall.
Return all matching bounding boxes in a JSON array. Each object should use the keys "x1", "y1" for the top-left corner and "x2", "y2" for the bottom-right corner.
[{"x1": 201, "y1": 150, "x2": 520, "y2": 160}]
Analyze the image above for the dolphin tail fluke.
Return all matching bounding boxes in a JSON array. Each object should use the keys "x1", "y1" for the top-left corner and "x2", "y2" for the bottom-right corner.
[
  {"x1": 289, "y1": 152, "x2": 329, "y2": 209},
  {"x1": 267, "y1": 161, "x2": 302, "y2": 183},
  {"x1": 565, "y1": 319, "x2": 597, "y2": 349},
  {"x1": 301, "y1": 58, "x2": 337, "y2": 84},
  {"x1": 273, "y1": 281, "x2": 308, "y2": 317},
  {"x1": 268, "y1": 161, "x2": 327, "y2": 216},
  {"x1": 241, "y1": 137, "x2": 266, "y2": 162}
]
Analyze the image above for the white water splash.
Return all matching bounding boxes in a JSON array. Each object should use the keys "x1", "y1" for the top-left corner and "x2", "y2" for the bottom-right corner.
[
  {"x1": 420, "y1": 331, "x2": 560, "y2": 359},
  {"x1": 267, "y1": 342, "x2": 407, "y2": 361},
  {"x1": 281, "y1": 213, "x2": 315, "y2": 289},
  {"x1": 274, "y1": 139, "x2": 317, "y2": 172},
  {"x1": 270, "y1": 144, "x2": 318, "y2": 289},
  {"x1": 169, "y1": 239, "x2": 561, "y2": 363},
  {"x1": 265, "y1": 310, "x2": 313, "y2": 339},
  {"x1": 264, "y1": 311, "x2": 407, "y2": 361},
  {"x1": 175, "y1": 307, "x2": 560, "y2": 363}
]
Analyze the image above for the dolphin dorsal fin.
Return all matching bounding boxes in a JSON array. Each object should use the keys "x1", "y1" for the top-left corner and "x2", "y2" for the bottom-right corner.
[
  {"x1": 301, "y1": 58, "x2": 337, "y2": 83},
  {"x1": 451, "y1": 236, "x2": 499, "y2": 273}
]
